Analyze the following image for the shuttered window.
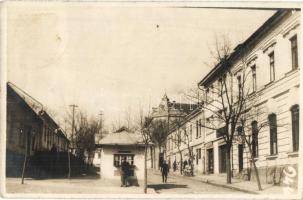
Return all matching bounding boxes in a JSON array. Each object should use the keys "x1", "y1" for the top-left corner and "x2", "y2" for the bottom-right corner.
[
  {"x1": 268, "y1": 114, "x2": 278, "y2": 155},
  {"x1": 290, "y1": 35, "x2": 298, "y2": 70},
  {"x1": 251, "y1": 121, "x2": 259, "y2": 158},
  {"x1": 291, "y1": 105, "x2": 299, "y2": 152},
  {"x1": 269, "y1": 52, "x2": 275, "y2": 82}
]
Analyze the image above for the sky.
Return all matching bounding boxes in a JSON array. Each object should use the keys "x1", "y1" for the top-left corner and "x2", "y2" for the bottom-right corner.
[{"x1": 6, "y1": 3, "x2": 275, "y2": 131}]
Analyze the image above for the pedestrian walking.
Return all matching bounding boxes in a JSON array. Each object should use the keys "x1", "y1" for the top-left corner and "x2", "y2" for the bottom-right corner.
[
  {"x1": 160, "y1": 160, "x2": 169, "y2": 183},
  {"x1": 120, "y1": 158, "x2": 130, "y2": 187},
  {"x1": 173, "y1": 160, "x2": 177, "y2": 172}
]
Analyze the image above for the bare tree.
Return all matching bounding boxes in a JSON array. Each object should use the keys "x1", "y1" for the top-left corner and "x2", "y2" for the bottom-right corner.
[
  {"x1": 124, "y1": 105, "x2": 133, "y2": 131},
  {"x1": 67, "y1": 111, "x2": 102, "y2": 164},
  {"x1": 170, "y1": 125, "x2": 184, "y2": 175},
  {"x1": 235, "y1": 101, "x2": 266, "y2": 191},
  {"x1": 137, "y1": 109, "x2": 153, "y2": 194},
  {"x1": 169, "y1": 118, "x2": 195, "y2": 176},
  {"x1": 181, "y1": 85, "x2": 202, "y2": 105},
  {"x1": 111, "y1": 116, "x2": 122, "y2": 133},
  {"x1": 199, "y1": 35, "x2": 254, "y2": 184}
]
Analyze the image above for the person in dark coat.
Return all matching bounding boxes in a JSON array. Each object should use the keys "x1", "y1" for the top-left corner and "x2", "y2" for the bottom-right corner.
[
  {"x1": 160, "y1": 160, "x2": 169, "y2": 183},
  {"x1": 120, "y1": 158, "x2": 130, "y2": 187},
  {"x1": 173, "y1": 160, "x2": 177, "y2": 172}
]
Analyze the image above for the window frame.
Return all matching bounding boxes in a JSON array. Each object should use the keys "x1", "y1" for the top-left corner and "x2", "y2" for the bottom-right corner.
[
  {"x1": 190, "y1": 124, "x2": 192, "y2": 142},
  {"x1": 237, "y1": 74, "x2": 242, "y2": 97},
  {"x1": 290, "y1": 35, "x2": 299, "y2": 70},
  {"x1": 113, "y1": 154, "x2": 135, "y2": 167},
  {"x1": 251, "y1": 121, "x2": 259, "y2": 158},
  {"x1": 291, "y1": 105, "x2": 299, "y2": 152},
  {"x1": 199, "y1": 119, "x2": 202, "y2": 138},
  {"x1": 269, "y1": 52, "x2": 275, "y2": 82},
  {"x1": 196, "y1": 120, "x2": 199, "y2": 139},
  {"x1": 251, "y1": 65, "x2": 257, "y2": 93},
  {"x1": 268, "y1": 113, "x2": 278, "y2": 155}
]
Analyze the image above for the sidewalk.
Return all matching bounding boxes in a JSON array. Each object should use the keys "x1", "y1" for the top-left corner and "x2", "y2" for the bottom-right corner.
[
  {"x1": 5, "y1": 177, "x2": 156, "y2": 195},
  {"x1": 151, "y1": 169, "x2": 291, "y2": 195}
]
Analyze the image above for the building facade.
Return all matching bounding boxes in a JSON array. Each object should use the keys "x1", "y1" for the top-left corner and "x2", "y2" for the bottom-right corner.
[
  {"x1": 165, "y1": 9, "x2": 300, "y2": 187},
  {"x1": 147, "y1": 94, "x2": 198, "y2": 169},
  {"x1": 6, "y1": 82, "x2": 69, "y2": 176}
]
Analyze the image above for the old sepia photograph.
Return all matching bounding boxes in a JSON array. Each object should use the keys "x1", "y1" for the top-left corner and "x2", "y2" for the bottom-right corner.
[{"x1": 1, "y1": 1, "x2": 302, "y2": 199}]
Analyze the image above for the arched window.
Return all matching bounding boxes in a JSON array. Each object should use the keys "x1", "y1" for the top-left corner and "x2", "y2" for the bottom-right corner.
[
  {"x1": 251, "y1": 121, "x2": 258, "y2": 158},
  {"x1": 291, "y1": 105, "x2": 299, "y2": 152},
  {"x1": 268, "y1": 113, "x2": 278, "y2": 155}
]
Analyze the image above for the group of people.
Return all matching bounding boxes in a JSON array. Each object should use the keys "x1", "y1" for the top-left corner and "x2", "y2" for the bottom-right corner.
[
  {"x1": 172, "y1": 159, "x2": 192, "y2": 172},
  {"x1": 160, "y1": 159, "x2": 193, "y2": 183},
  {"x1": 119, "y1": 158, "x2": 173, "y2": 186}
]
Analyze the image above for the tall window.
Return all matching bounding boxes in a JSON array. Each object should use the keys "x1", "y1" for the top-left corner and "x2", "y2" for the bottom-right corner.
[
  {"x1": 196, "y1": 148, "x2": 201, "y2": 165},
  {"x1": 291, "y1": 105, "x2": 299, "y2": 152},
  {"x1": 178, "y1": 134, "x2": 181, "y2": 146},
  {"x1": 205, "y1": 88, "x2": 209, "y2": 103},
  {"x1": 209, "y1": 84, "x2": 214, "y2": 101},
  {"x1": 196, "y1": 149, "x2": 199, "y2": 165},
  {"x1": 268, "y1": 113, "x2": 278, "y2": 155},
  {"x1": 251, "y1": 121, "x2": 259, "y2": 158},
  {"x1": 269, "y1": 52, "x2": 275, "y2": 82},
  {"x1": 19, "y1": 126, "x2": 24, "y2": 147},
  {"x1": 251, "y1": 65, "x2": 257, "y2": 92},
  {"x1": 196, "y1": 120, "x2": 199, "y2": 138},
  {"x1": 199, "y1": 119, "x2": 202, "y2": 138},
  {"x1": 290, "y1": 35, "x2": 298, "y2": 70},
  {"x1": 237, "y1": 75, "x2": 242, "y2": 97},
  {"x1": 44, "y1": 126, "x2": 47, "y2": 143},
  {"x1": 32, "y1": 135, "x2": 36, "y2": 151},
  {"x1": 190, "y1": 124, "x2": 192, "y2": 141}
]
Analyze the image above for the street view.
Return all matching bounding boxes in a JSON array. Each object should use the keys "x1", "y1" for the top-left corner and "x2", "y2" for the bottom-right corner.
[{"x1": 3, "y1": 2, "x2": 301, "y2": 198}]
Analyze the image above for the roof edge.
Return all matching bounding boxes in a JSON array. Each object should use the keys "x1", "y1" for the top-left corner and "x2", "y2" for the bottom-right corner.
[{"x1": 198, "y1": 9, "x2": 295, "y2": 88}]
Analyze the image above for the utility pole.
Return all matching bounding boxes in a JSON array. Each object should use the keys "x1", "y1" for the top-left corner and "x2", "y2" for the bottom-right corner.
[
  {"x1": 99, "y1": 111, "x2": 103, "y2": 140},
  {"x1": 68, "y1": 104, "x2": 78, "y2": 179},
  {"x1": 69, "y1": 104, "x2": 78, "y2": 148}
]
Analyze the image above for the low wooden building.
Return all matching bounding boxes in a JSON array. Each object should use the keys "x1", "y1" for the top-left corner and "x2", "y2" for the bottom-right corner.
[{"x1": 6, "y1": 82, "x2": 69, "y2": 177}]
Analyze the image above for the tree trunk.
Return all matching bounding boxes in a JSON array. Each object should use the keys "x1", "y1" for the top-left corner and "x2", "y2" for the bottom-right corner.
[
  {"x1": 248, "y1": 159, "x2": 252, "y2": 181},
  {"x1": 158, "y1": 146, "x2": 161, "y2": 170},
  {"x1": 180, "y1": 152, "x2": 183, "y2": 175},
  {"x1": 150, "y1": 146, "x2": 153, "y2": 168},
  {"x1": 190, "y1": 158, "x2": 194, "y2": 176},
  {"x1": 246, "y1": 141, "x2": 262, "y2": 191},
  {"x1": 153, "y1": 147, "x2": 156, "y2": 169},
  {"x1": 252, "y1": 158, "x2": 262, "y2": 190},
  {"x1": 226, "y1": 144, "x2": 232, "y2": 184},
  {"x1": 21, "y1": 154, "x2": 27, "y2": 184},
  {"x1": 144, "y1": 145, "x2": 147, "y2": 194},
  {"x1": 21, "y1": 131, "x2": 29, "y2": 184}
]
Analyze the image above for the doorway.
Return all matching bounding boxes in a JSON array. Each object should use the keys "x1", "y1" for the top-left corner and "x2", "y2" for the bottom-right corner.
[
  {"x1": 219, "y1": 144, "x2": 227, "y2": 173},
  {"x1": 207, "y1": 148, "x2": 214, "y2": 174},
  {"x1": 238, "y1": 144, "x2": 244, "y2": 172}
]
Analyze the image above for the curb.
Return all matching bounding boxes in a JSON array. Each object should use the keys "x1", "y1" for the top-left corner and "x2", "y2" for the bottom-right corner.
[
  {"x1": 150, "y1": 170, "x2": 259, "y2": 195},
  {"x1": 196, "y1": 178, "x2": 259, "y2": 194}
]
